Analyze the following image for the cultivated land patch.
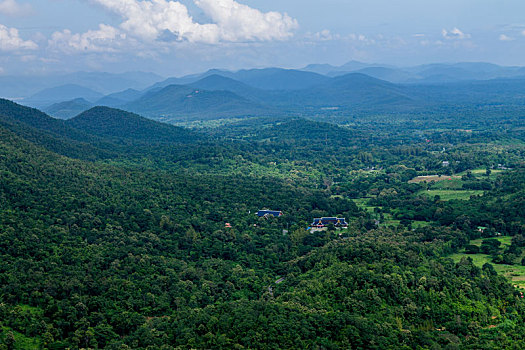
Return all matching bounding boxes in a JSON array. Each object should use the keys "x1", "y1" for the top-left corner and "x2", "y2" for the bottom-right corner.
[
  {"x1": 409, "y1": 175, "x2": 461, "y2": 183},
  {"x1": 420, "y1": 189, "x2": 484, "y2": 201},
  {"x1": 450, "y1": 236, "x2": 525, "y2": 289}
]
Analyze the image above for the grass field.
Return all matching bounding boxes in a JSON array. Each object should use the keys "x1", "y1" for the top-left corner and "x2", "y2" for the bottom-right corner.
[
  {"x1": 457, "y1": 167, "x2": 506, "y2": 180},
  {"x1": 353, "y1": 198, "x2": 377, "y2": 213},
  {"x1": 411, "y1": 167, "x2": 508, "y2": 186},
  {"x1": 412, "y1": 220, "x2": 432, "y2": 228},
  {"x1": 469, "y1": 236, "x2": 513, "y2": 248},
  {"x1": 430, "y1": 178, "x2": 464, "y2": 190},
  {"x1": 420, "y1": 189, "x2": 484, "y2": 201},
  {"x1": 450, "y1": 253, "x2": 525, "y2": 289},
  {"x1": 409, "y1": 175, "x2": 461, "y2": 183},
  {"x1": 450, "y1": 236, "x2": 525, "y2": 289},
  {"x1": 468, "y1": 168, "x2": 504, "y2": 175}
]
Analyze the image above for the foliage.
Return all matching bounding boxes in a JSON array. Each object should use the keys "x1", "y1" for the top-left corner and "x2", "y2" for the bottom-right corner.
[{"x1": 0, "y1": 99, "x2": 524, "y2": 349}]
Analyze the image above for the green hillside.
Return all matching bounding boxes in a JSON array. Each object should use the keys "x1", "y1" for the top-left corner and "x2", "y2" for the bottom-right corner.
[
  {"x1": 68, "y1": 106, "x2": 198, "y2": 143},
  {"x1": 0, "y1": 99, "x2": 524, "y2": 349}
]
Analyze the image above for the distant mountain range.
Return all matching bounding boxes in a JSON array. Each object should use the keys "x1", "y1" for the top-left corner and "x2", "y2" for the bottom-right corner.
[
  {"x1": 11, "y1": 61, "x2": 525, "y2": 123},
  {"x1": 0, "y1": 71, "x2": 162, "y2": 101},
  {"x1": 25, "y1": 84, "x2": 103, "y2": 109},
  {"x1": 148, "y1": 68, "x2": 329, "y2": 91},
  {"x1": 303, "y1": 61, "x2": 525, "y2": 83}
]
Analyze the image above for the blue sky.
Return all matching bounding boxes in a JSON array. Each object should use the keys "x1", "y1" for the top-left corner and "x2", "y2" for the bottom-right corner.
[{"x1": 0, "y1": 0, "x2": 524, "y2": 76}]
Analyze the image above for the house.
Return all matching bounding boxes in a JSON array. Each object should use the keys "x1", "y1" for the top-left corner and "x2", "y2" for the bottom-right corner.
[
  {"x1": 257, "y1": 210, "x2": 283, "y2": 218},
  {"x1": 442, "y1": 161, "x2": 450, "y2": 167},
  {"x1": 311, "y1": 217, "x2": 348, "y2": 228}
]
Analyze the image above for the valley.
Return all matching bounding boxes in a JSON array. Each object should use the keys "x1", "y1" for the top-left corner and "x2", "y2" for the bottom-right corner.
[{"x1": 0, "y1": 85, "x2": 524, "y2": 348}]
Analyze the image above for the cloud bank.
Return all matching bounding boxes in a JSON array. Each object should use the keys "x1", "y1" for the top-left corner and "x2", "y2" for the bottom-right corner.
[
  {"x1": 499, "y1": 34, "x2": 514, "y2": 42},
  {"x1": 0, "y1": 24, "x2": 37, "y2": 51},
  {"x1": 85, "y1": 0, "x2": 298, "y2": 44},
  {"x1": 0, "y1": 0, "x2": 32, "y2": 16},
  {"x1": 442, "y1": 27, "x2": 471, "y2": 40},
  {"x1": 49, "y1": 24, "x2": 125, "y2": 53}
]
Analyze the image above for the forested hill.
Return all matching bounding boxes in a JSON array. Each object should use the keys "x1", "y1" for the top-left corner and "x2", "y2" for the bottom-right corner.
[
  {"x1": 124, "y1": 84, "x2": 269, "y2": 120},
  {"x1": 0, "y1": 98, "x2": 118, "y2": 160},
  {"x1": 0, "y1": 100, "x2": 525, "y2": 349},
  {"x1": 0, "y1": 100, "x2": 211, "y2": 164},
  {"x1": 0, "y1": 112, "x2": 362, "y2": 348},
  {"x1": 67, "y1": 106, "x2": 198, "y2": 143}
]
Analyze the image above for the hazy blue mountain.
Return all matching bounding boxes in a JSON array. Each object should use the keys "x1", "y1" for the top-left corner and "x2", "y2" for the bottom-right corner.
[
  {"x1": 302, "y1": 60, "x2": 378, "y2": 75},
  {"x1": 22, "y1": 84, "x2": 104, "y2": 109},
  {"x1": 188, "y1": 74, "x2": 253, "y2": 93},
  {"x1": 301, "y1": 63, "x2": 340, "y2": 75},
  {"x1": 96, "y1": 88, "x2": 144, "y2": 107},
  {"x1": 67, "y1": 106, "x2": 197, "y2": 143},
  {"x1": 56, "y1": 71, "x2": 163, "y2": 94},
  {"x1": 228, "y1": 68, "x2": 330, "y2": 90},
  {"x1": 123, "y1": 84, "x2": 268, "y2": 121},
  {"x1": 187, "y1": 74, "x2": 269, "y2": 102},
  {"x1": 302, "y1": 61, "x2": 525, "y2": 83},
  {"x1": 44, "y1": 98, "x2": 93, "y2": 120},
  {"x1": 151, "y1": 68, "x2": 330, "y2": 92},
  {"x1": 339, "y1": 60, "x2": 384, "y2": 72},
  {"x1": 405, "y1": 62, "x2": 525, "y2": 83},
  {"x1": 353, "y1": 67, "x2": 416, "y2": 83},
  {"x1": 412, "y1": 66, "x2": 481, "y2": 83},
  {"x1": 406, "y1": 77, "x2": 525, "y2": 105},
  {"x1": 0, "y1": 71, "x2": 163, "y2": 100},
  {"x1": 146, "y1": 69, "x2": 234, "y2": 90},
  {"x1": 0, "y1": 76, "x2": 49, "y2": 100},
  {"x1": 269, "y1": 73, "x2": 416, "y2": 110},
  {"x1": 127, "y1": 73, "x2": 420, "y2": 119},
  {"x1": 303, "y1": 60, "x2": 395, "y2": 77}
]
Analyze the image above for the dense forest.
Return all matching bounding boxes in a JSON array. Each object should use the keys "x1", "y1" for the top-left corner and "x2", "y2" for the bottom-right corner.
[{"x1": 0, "y1": 98, "x2": 524, "y2": 349}]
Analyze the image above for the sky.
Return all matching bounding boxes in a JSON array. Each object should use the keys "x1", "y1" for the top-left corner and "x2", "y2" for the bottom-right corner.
[{"x1": 0, "y1": 0, "x2": 524, "y2": 76}]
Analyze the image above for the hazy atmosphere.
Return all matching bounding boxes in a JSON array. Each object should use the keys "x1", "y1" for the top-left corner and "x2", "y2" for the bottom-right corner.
[
  {"x1": 1, "y1": 1, "x2": 525, "y2": 349},
  {"x1": 1, "y1": 0, "x2": 525, "y2": 75}
]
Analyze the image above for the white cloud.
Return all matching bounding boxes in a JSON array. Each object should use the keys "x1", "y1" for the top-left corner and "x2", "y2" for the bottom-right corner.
[
  {"x1": 195, "y1": 0, "x2": 297, "y2": 42},
  {"x1": 346, "y1": 33, "x2": 376, "y2": 44},
  {"x1": 499, "y1": 34, "x2": 514, "y2": 41},
  {"x1": 442, "y1": 27, "x2": 471, "y2": 40},
  {"x1": 0, "y1": 0, "x2": 32, "y2": 16},
  {"x1": 0, "y1": 24, "x2": 37, "y2": 51},
  {"x1": 89, "y1": 0, "x2": 297, "y2": 44},
  {"x1": 49, "y1": 24, "x2": 126, "y2": 53},
  {"x1": 307, "y1": 29, "x2": 337, "y2": 41}
]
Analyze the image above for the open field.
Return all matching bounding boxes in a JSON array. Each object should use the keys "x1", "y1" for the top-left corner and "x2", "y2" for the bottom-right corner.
[
  {"x1": 353, "y1": 197, "x2": 376, "y2": 213},
  {"x1": 469, "y1": 168, "x2": 505, "y2": 175},
  {"x1": 412, "y1": 220, "x2": 432, "y2": 228},
  {"x1": 430, "y1": 178, "x2": 464, "y2": 190},
  {"x1": 469, "y1": 236, "x2": 513, "y2": 248},
  {"x1": 450, "y1": 236, "x2": 525, "y2": 289},
  {"x1": 457, "y1": 167, "x2": 508, "y2": 180},
  {"x1": 420, "y1": 189, "x2": 484, "y2": 201},
  {"x1": 450, "y1": 253, "x2": 525, "y2": 289},
  {"x1": 409, "y1": 175, "x2": 461, "y2": 183}
]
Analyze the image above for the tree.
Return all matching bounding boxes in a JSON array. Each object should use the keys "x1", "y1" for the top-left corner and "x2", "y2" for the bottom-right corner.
[
  {"x1": 465, "y1": 245, "x2": 480, "y2": 254},
  {"x1": 4, "y1": 331, "x2": 15, "y2": 350}
]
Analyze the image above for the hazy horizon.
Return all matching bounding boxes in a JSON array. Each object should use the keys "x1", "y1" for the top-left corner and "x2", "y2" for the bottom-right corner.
[{"x1": 1, "y1": 0, "x2": 525, "y2": 76}]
